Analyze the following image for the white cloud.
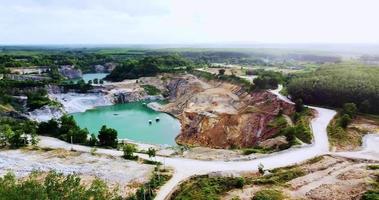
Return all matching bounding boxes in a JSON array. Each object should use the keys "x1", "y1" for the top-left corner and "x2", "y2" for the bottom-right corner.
[{"x1": 0, "y1": 0, "x2": 378, "y2": 44}]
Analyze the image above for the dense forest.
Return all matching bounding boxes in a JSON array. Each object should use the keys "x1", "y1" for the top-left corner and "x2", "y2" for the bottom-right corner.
[
  {"x1": 105, "y1": 55, "x2": 191, "y2": 81},
  {"x1": 0, "y1": 47, "x2": 341, "y2": 73},
  {"x1": 287, "y1": 63, "x2": 379, "y2": 114}
]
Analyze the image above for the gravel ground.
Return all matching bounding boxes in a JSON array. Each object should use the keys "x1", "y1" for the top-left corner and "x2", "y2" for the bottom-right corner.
[{"x1": 0, "y1": 148, "x2": 154, "y2": 188}]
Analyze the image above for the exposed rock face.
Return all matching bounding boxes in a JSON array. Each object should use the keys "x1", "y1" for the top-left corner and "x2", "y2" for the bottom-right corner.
[
  {"x1": 50, "y1": 93, "x2": 112, "y2": 113},
  {"x1": 110, "y1": 88, "x2": 163, "y2": 103},
  {"x1": 27, "y1": 105, "x2": 64, "y2": 122},
  {"x1": 5, "y1": 74, "x2": 50, "y2": 81},
  {"x1": 162, "y1": 74, "x2": 295, "y2": 148},
  {"x1": 59, "y1": 65, "x2": 82, "y2": 79},
  {"x1": 258, "y1": 136, "x2": 288, "y2": 149}
]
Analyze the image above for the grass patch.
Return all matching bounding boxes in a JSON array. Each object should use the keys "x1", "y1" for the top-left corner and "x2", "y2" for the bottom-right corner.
[
  {"x1": 242, "y1": 147, "x2": 273, "y2": 155},
  {"x1": 362, "y1": 174, "x2": 379, "y2": 200},
  {"x1": 268, "y1": 115, "x2": 288, "y2": 129},
  {"x1": 252, "y1": 189, "x2": 285, "y2": 200},
  {"x1": 141, "y1": 85, "x2": 161, "y2": 95},
  {"x1": 305, "y1": 156, "x2": 324, "y2": 165},
  {"x1": 142, "y1": 159, "x2": 162, "y2": 165},
  {"x1": 171, "y1": 176, "x2": 245, "y2": 200},
  {"x1": 367, "y1": 165, "x2": 379, "y2": 170},
  {"x1": 128, "y1": 172, "x2": 172, "y2": 200},
  {"x1": 253, "y1": 167, "x2": 305, "y2": 185}
]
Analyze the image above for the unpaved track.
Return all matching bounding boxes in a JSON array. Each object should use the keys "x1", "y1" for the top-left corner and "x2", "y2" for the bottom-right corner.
[
  {"x1": 37, "y1": 85, "x2": 337, "y2": 200},
  {"x1": 35, "y1": 85, "x2": 379, "y2": 200}
]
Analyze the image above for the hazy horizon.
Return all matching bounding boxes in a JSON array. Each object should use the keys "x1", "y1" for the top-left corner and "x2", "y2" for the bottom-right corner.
[{"x1": 1, "y1": 0, "x2": 379, "y2": 45}]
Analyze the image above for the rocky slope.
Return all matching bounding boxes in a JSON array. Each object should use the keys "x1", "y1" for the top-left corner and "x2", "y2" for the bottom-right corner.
[{"x1": 162, "y1": 74, "x2": 295, "y2": 148}]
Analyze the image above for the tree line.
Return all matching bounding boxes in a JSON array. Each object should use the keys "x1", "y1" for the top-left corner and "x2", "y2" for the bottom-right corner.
[
  {"x1": 287, "y1": 63, "x2": 379, "y2": 114},
  {"x1": 105, "y1": 55, "x2": 191, "y2": 82}
]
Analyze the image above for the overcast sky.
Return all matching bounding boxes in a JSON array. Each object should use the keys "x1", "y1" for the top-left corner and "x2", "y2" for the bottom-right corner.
[{"x1": 1, "y1": 0, "x2": 379, "y2": 45}]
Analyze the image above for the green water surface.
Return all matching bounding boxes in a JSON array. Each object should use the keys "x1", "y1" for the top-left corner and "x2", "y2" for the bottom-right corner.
[{"x1": 71, "y1": 102, "x2": 181, "y2": 145}]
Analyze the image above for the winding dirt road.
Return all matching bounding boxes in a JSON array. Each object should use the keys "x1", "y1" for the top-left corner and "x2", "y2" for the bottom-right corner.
[
  {"x1": 35, "y1": 84, "x2": 379, "y2": 200},
  {"x1": 38, "y1": 85, "x2": 340, "y2": 200}
]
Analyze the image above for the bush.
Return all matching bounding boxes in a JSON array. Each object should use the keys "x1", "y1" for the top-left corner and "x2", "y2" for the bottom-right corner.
[
  {"x1": 342, "y1": 103, "x2": 358, "y2": 118},
  {"x1": 122, "y1": 143, "x2": 138, "y2": 160},
  {"x1": 171, "y1": 176, "x2": 246, "y2": 200},
  {"x1": 142, "y1": 85, "x2": 161, "y2": 95},
  {"x1": 339, "y1": 114, "x2": 352, "y2": 128},
  {"x1": 98, "y1": 125, "x2": 118, "y2": 148},
  {"x1": 37, "y1": 116, "x2": 89, "y2": 144},
  {"x1": 243, "y1": 147, "x2": 272, "y2": 155},
  {"x1": 367, "y1": 165, "x2": 379, "y2": 170},
  {"x1": 37, "y1": 119, "x2": 59, "y2": 137},
  {"x1": 26, "y1": 89, "x2": 51, "y2": 110},
  {"x1": 0, "y1": 171, "x2": 122, "y2": 200},
  {"x1": 128, "y1": 172, "x2": 171, "y2": 200},
  {"x1": 0, "y1": 119, "x2": 36, "y2": 148},
  {"x1": 253, "y1": 168, "x2": 305, "y2": 185},
  {"x1": 252, "y1": 189, "x2": 285, "y2": 200}
]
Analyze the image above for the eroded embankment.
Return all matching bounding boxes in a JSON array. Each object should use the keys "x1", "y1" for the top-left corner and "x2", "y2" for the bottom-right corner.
[{"x1": 161, "y1": 74, "x2": 296, "y2": 148}]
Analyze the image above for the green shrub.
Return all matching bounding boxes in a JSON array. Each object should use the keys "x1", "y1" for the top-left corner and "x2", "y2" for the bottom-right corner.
[
  {"x1": 243, "y1": 147, "x2": 273, "y2": 155},
  {"x1": 129, "y1": 172, "x2": 171, "y2": 200},
  {"x1": 367, "y1": 165, "x2": 379, "y2": 170},
  {"x1": 98, "y1": 125, "x2": 118, "y2": 148},
  {"x1": 362, "y1": 191, "x2": 379, "y2": 200},
  {"x1": 0, "y1": 171, "x2": 122, "y2": 200},
  {"x1": 142, "y1": 85, "x2": 161, "y2": 95},
  {"x1": 122, "y1": 143, "x2": 138, "y2": 160},
  {"x1": 171, "y1": 176, "x2": 245, "y2": 200},
  {"x1": 252, "y1": 189, "x2": 285, "y2": 200},
  {"x1": 253, "y1": 168, "x2": 305, "y2": 185}
]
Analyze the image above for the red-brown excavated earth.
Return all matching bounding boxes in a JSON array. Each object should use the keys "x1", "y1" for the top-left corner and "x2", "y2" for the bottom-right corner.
[{"x1": 162, "y1": 74, "x2": 295, "y2": 148}]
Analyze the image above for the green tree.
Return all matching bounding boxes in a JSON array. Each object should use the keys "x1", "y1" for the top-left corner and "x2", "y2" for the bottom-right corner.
[
  {"x1": 37, "y1": 119, "x2": 59, "y2": 136},
  {"x1": 87, "y1": 133, "x2": 98, "y2": 146},
  {"x1": 93, "y1": 78, "x2": 99, "y2": 84},
  {"x1": 8, "y1": 130, "x2": 27, "y2": 148},
  {"x1": 342, "y1": 103, "x2": 357, "y2": 118},
  {"x1": 339, "y1": 114, "x2": 352, "y2": 128},
  {"x1": 0, "y1": 124, "x2": 13, "y2": 147},
  {"x1": 295, "y1": 99, "x2": 304, "y2": 113},
  {"x1": 218, "y1": 69, "x2": 225, "y2": 75},
  {"x1": 147, "y1": 147, "x2": 156, "y2": 158},
  {"x1": 59, "y1": 115, "x2": 80, "y2": 140},
  {"x1": 98, "y1": 125, "x2": 118, "y2": 147},
  {"x1": 359, "y1": 100, "x2": 371, "y2": 113}
]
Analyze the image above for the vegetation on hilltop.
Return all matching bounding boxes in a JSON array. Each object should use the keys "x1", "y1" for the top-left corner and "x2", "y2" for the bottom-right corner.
[
  {"x1": 287, "y1": 63, "x2": 379, "y2": 114},
  {"x1": 252, "y1": 69, "x2": 284, "y2": 90},
  {"x1": 105, "y1": 55, "x2": 191, "y2": 81},
  {"x1": 37, "y1": 115, "x2": 90, "y2": 144},
  {"x1": 0, "y1": 117, "x2": 38, "y2": 148}
]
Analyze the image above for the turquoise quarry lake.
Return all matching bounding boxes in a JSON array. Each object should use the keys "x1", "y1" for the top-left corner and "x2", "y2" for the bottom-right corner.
[
  {"x1": 82, "y1": 73, "x2": 109, "y2": 83},
  {"x1": 71, "y1": 102, "x2": 181, "y2": 145}
]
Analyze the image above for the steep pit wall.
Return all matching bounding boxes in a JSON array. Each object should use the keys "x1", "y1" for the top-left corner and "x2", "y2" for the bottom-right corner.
[{"x1": 162, "y1": 74, "x2": 295, "y2": 148}]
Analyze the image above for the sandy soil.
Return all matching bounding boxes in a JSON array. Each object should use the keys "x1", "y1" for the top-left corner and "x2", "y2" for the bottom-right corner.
[
  {"x1": 0, "y1": 148, "x2": 154, "y2": 196},
  {"x1": 222, "y1": 155, "x2": 379, "y2": 200},
  {"x1": 197, "y1": 67, "x2": 246, "y2": 76},
  {"x1": 179, "y1": 147, "x2": 259, "y2": 161}
]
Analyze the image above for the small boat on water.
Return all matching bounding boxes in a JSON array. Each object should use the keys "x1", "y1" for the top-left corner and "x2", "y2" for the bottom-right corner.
[
  {"x1": 155, "y1": 117, "x2": 160, "y2": 122},
  {"x1": 148, "y1": 120, "x2": 152, "y2": 124}
]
